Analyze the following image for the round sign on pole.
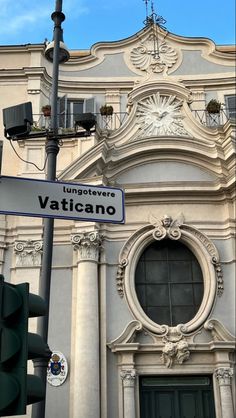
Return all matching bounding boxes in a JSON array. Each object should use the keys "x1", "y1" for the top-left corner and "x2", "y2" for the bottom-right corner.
[{"x1": 47, "y1": 351, "x2": 68, "y2": 387}]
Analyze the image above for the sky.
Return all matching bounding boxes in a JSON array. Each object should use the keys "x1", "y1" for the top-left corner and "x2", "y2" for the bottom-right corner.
[{"x1": 0, "y1": 0, "x2": 235, "y2": 50}]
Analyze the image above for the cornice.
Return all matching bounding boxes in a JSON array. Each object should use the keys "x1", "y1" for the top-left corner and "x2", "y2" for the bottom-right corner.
[{"x1": 0, "y1": 44, "x2": 45, "y2": 53}]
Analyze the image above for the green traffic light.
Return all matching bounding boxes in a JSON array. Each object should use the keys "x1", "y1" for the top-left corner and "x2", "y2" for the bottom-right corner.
[{"x1": 0, "y1": 275, "x2": 51, "y2": 416}]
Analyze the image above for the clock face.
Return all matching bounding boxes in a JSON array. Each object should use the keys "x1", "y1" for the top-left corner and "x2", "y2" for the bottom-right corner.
[{"x1": 136, "y1": 92, "x2": 186, "y2": 136}]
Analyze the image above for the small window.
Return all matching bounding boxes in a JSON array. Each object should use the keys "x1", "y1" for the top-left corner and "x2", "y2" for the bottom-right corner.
[
  {"x1": 58, "y1": 96, "x2": 95, "y2": 128},
  {"x1": 225, "y1": 95, "x2": 236, "y2": 119},
  {"x1": 135, "y1": 240, "x2": 204, "y2": 326}
]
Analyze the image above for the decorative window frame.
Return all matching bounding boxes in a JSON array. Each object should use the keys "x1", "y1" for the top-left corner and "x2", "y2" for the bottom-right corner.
[{"x1": 116, "y1": 214, "x2": 223, "y2": 336}]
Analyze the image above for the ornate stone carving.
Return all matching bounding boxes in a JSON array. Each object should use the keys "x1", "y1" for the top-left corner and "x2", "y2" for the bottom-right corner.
[
  {"x1": 212, "y1": 256, "x2": 224, "y2": 296},
  {"x1": 14, "y1": 240, "x2": 43, "y2": 267},
  {"x1": 71, "y1": 231, "x2": 103, "y2": 262},
  {"x1": 108, "y1": 320, "x2": 143, "y2": 350},
  {"x1": 130, "y1": 36, "x2": 178, "y2": 74},
  {"x1": 204, "y1": 319, "x2": 236, "y2": 342},
  {"x1": 116, "y1": 213, "x2": 224, "y2": 335},
  {"x1": 116, "y1": 258, "x2": 128, "y2": 297},
  {"x1": 161, "y1": 329, "x2": 190, "y2": 368},
  {"x1": 136, "y1": 93, "x2": 188, "y2": 137},
  {"x1": 150, "y1": 213, "x2": 184, "y2": 241},
  {"x1": 215, "y1": 368, "x2": 234, "y2": 386},
  {"x1": 120, "y1": 369, "x2": 137, "y2": 387},
  {"x1": 188, "y1": 228, "x2": 217, "y2": 257}
]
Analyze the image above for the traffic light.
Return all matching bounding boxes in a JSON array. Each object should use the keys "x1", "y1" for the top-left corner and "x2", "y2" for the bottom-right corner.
[{"x1": 0, "y1": 274, "x2": 51, "y2": 416}]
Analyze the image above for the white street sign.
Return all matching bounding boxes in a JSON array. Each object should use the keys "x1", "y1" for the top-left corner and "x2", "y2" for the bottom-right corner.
[{"x1": 0, "y1": 176, "x2": 125, "y2": 224}]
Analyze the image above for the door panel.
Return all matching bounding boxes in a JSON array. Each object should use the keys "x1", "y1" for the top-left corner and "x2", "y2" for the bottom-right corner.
[
  {"x1": 179, "y1": 391, "x2": 198, "y2": 418},
  {"x1": 156, "y1": 391, "x2": 175, "y2": 418},
  {"x1": 140, "y1": 376, "x2": 216, "y2": 418}
]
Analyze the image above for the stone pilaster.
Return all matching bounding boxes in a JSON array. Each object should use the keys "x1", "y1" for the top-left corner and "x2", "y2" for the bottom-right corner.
[
  {"x1": 0, "y1": 216, "x2": 7, "y2": 274},
  {"x1": 215, "y1": 367, "x2": 234, "y2": 418},
  {"x1": 71, "y1": 231, "x2": 102, "y2": 418},
  {"x1": 121, "y1": 369, "x2": 137, "y2": 418}
]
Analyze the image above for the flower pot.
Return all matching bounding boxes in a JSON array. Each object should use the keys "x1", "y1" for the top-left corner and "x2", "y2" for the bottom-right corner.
[
  {"x1": 100, "y1": 105, "x2": 113, "y2": 116},
  {"x1": 206, "y1": 100, "x2": 221, "y2": 114},
  {"x1": 42, "y1": 106, "x2": 51, "y2": 117}
]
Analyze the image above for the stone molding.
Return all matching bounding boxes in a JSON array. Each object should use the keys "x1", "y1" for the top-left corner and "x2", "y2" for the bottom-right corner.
[
  {"x1": 71, "y1": 231, "x2": 103, "y2": 262},
  {"x1": 215, "y1": 367, "x2": 234, "y2": 386},
  {"x1": 14, "y1": 240, "x2": 43, "y2": 267},
  {"x1": 108, "y1": 320, "x2": 143, "y2": 350},
  {"x1": 204, "y1": 319, "x2": 236, "y2": 342},
  {"x1": 116, "y1": 214, "x2": 223, "y2": 336}
]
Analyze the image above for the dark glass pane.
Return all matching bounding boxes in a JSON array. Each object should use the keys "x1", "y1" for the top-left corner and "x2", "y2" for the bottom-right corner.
[
  {"x1": 171, "y1": 284, "x2": 194, "y2": 305},
  {"x1": 145, "y1": 243, "x2": 168, "y2": 260},
  {"x1": 136, "y1": 262, "x2": 146, "y2": 283},
  {"x1": 192, "y1": 260, "x2": 203, "y2": 282},
  {"x1": 146, "y1": 261, "x2": 168, "y2": 283},
  {"x1": 172, "y1": 306, "x2": 195, "y2": 324},
  {"x1": 73, "y1": 101, "x2": 84, "y2": 114},
  {"x1": 193, "y1": 283, "x2": 204, "y2": 305},
  {"x1": 136, "y1": 285, "x2": 146, "y2": 306},
  {"x1": 169, "y1": 261, "x2": 192, "y2": 282},
  {"x1": 147, "y1": 306, "x2": 170, "y2": 325},
  {"x1": 168, "y1": 242, "x2": 193, "y2": 260},
  {"x1": 146, "y1": 284, "x2": 169, "y2": 306}
]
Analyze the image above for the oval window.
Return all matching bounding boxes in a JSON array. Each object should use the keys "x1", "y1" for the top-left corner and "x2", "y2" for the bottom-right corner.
[{"x1": 135, "y1": 239, "x2": 204, "y2": 326}]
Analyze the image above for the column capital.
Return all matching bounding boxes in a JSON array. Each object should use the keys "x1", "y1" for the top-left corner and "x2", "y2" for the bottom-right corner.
[
  {"x1": 14, "y1": 239, "x2": 43, "y2": 267},
  {"x1": 121, "y1": 369, "x2": 137, "y2": 387},
  {"x1": 71, "y1": 231, "x2": 103, "y2": 262},
  {"x1": 215, "y1": 367, "x2": 234, "y2": 386}
]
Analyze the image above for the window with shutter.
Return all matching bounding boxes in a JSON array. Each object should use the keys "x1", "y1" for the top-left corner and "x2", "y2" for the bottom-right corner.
[
  {"x1": 225, "y1": 95, "x2": 236, "y2": 119},
  {"x1": 58, "y1": 97, "x2": 95, "y2": 128}
]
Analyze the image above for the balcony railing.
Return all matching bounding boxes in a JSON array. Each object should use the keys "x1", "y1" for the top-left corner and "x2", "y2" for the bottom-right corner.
[
  {"x1": 33, "y1": 112, "x2": 129, "y2": 133},
  {"x1": 32, "y1": 108, "x2": 235, "y2": 135},
  {"x1": 190, "y1": 107, "x2": 235, "y2": 127}
]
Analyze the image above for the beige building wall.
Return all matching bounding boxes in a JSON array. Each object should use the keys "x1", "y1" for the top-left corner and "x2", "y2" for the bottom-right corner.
[{"x1": 0, "y1": 23, "x2": 235, "y2": 418}]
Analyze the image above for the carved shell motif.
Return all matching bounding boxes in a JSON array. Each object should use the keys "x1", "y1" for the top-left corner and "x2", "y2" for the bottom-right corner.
[{"x1": 130, "y1": 35, "x2": 178, "y2": 74}]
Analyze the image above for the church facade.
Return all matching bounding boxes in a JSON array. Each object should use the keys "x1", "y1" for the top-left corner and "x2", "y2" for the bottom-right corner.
[{"x1": 0, "y1": 21, "x2": 235, "y2": 418}]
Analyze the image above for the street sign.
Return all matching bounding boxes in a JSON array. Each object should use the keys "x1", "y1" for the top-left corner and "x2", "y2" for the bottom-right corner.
[{"x1": 0, "y1": 176, "x2": 125, "y2": 224}]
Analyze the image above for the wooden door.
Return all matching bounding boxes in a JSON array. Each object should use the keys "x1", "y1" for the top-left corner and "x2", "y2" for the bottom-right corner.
[{"x1": 140, "y1": 376, "x2": 216, "y2": 418}]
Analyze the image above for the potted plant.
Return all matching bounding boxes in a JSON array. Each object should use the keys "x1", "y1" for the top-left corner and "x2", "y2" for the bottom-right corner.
[
  {"x1": 206, "y1": 99, "x2": 221, "y2": 114},
  {"x1": 100, "y1": 104, "x2": 113, "y2": 116},
  {"x1": 41, "y1": 104, "x2": 51, "y2": 117}
]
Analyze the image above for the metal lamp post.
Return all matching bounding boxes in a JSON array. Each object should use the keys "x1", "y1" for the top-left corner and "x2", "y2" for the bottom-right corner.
[{"x1": 32, "y1": 2, "x2": 69, "y2": 418}]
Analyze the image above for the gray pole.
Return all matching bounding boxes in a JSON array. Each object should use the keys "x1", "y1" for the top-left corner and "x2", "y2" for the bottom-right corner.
[{"x1": 32, "y1": 1, "x2": 68, "y2": 417}]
